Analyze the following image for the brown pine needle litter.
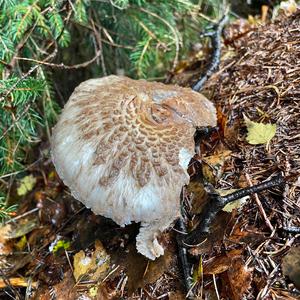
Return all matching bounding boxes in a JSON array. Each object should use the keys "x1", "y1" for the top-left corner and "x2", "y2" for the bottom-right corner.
[{"x1": 196, "y1": 10, "x2": 300, "y2": 299}]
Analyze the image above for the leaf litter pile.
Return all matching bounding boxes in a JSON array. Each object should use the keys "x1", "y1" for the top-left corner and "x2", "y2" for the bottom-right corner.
[{"x1": 1, "y1": 10, "x2": 300, "y2": 300}]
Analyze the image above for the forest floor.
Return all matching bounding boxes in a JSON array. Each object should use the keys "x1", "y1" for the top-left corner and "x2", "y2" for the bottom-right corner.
[{"x1": 1, "y1": 9, "x2": 300, "y2": 300}]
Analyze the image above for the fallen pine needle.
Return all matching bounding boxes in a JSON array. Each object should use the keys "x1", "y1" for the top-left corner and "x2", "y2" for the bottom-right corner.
[{"x1": 0, "y1": 277, "x2": 37, "y2": 289}]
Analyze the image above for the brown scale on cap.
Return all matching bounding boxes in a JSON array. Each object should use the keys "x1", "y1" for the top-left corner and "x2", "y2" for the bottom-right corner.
[{"x1": 51, "y1": 75, "x2": 216, "y2": 260}]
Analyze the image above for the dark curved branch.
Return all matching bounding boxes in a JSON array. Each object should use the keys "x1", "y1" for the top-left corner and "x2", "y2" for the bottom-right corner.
[
  {"x1": 175, "y1": 217, "x2": 194, "y2": 299},
  {"x1": 183, "y1": 174, "x2": 285, "y2": 246},
  {"x1": 192, "y1": 13, "x2": 229, "y2": 92},
  {"x1": 282, "y1": 226, "x2": 300, "y2": 234}
]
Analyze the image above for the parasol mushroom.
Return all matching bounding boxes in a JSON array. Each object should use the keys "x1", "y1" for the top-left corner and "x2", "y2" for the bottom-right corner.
[{"x1": 51, "y1": 75, "x2": 216, "y2": 260}]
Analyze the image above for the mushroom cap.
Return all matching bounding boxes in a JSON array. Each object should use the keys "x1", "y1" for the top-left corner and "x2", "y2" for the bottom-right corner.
[{"x1": 51, "y1": 75, "x2": 216, "y2": 259}]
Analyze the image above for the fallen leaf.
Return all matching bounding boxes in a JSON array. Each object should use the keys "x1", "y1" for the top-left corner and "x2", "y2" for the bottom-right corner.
[
  {"x1": 223, "y1": 18, "x2": 254, "y2": 47},
  {"x1": 282, "y1": 246, "x2": 300, "y2": 289},
  {"x1": 0, "y1": 217, "x2": 39, "y2": 255},
  {"x1": 36, "y1": 252, "x2": 67, "y2": 285},
  {"x1": 224, "y1": 122, "x2": 239, "y2": 145},
  {"x1": 17, "y1": 175, "x2": 37, "y2": 196},
  {"x1": 7, "y1": 217, "x2": 39, "y2": 239},
  {"x1": 126, "y1": 232, "x2": 175, "y2": 294},
  {"x1": 3, "y1": 253, "x2": 33, "y2": 277},
  {"x1": 15, "y1": 235, "x2": 27, "y2": 251},
  {"x1": 202, "y1": 150, "x2": 232, "y2": 183},
  {"x1": 217, "y1": 106, "x2": 228, "y2": 138},
  {"x1": 89, "y1": 286, "x2": 98, "y2": 297},
  {"x1": 226, "y1": 257, "x2": 253, "y2": 300},
  {"x1": 168, "y1": 291, "x2": 186, "y2": 300},
  {"x1": 280, "y1": 0, "x2": 299, "y2": 16},
  {"x1": 73, "y1": 240, "x2": 110, "y2": 282},
  {"x1": 0, "y1": 224, "x2": 13, "y2": 255},
  {"x1": 226, "y1": 225, "x2": 265, "y2": 246},
  {"x1": 189, "y1": 211, "x2": 232, "y2": 255},
  {"x1": 27, "y1": 225, "x2": 53, "y2": 249},
  {"x1": 237, "y1": 174, "x2": 250, "y2": 188},
  {"x1": 186, "y1": 181, "x2": 208, "y2": 214},
  {"x1": 252, "y1": 273, "x2": 267, "y2": 293},
  {"x1": 34, "y1": 270, "x2": 77, "y2": 300},
  {"x1": 244, "y1": 115, "x2": 276, "y2": 145},
  {"x1": 203, "y1": 255, "x2": 231, "y2": 275},
  {"x1": 39, "y1": 197, "x2": 67, "y2": 227},
  {"x1": 193, "y1": 256, "x2": 203, "y2": 282},
  {"x1": 203, "y1": 249, "x2": 243, "y2": 275},
  {"x1": 127, "y1": 251, "x2": 173, "y2": 294}
]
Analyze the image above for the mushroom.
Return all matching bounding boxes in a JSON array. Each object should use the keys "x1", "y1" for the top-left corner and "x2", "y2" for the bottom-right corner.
[{"x1": 51, "y1": 75, "x2": 216, "y2": 260}]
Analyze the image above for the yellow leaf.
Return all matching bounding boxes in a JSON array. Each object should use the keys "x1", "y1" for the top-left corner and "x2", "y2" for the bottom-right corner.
[
  {"x1": 48, "y1": 171, "x2": 56, "y2": 180},
  {"x1": 15, "y1": 235, "x2": 27, "y2": 251},
  {"x1": 244, "y1": 115, "x2": 276, "y2": 145},
  {"x1": 73, "y1": 240, "x2": 110, "y2": 282},
  {"x1": 193, "y1": 256, "x2": 203, "y2": 282},
  {"x1": 89, "y1": 286, "x2": 98, "y2": 297},
  {"x1": 17, "y1": 175, "x2": 37, "y2": 196}
]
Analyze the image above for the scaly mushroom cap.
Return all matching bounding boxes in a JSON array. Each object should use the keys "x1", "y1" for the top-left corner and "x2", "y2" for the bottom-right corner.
[{"x1": 51, "y1": 75, "x2": 216, "y2": 260}]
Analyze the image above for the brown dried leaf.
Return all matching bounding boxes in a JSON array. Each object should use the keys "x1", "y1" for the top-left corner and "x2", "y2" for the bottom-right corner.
[
  {"x1": 282, "y1": 246, "x2": 300, "y2": 289},
  {"x1": 127, "y1": 251, "x2": 173, "y2": 294},
  {"x1": 226, "y1": 257, "x2": 252, "y2": 300},
  {"x1": 4, "y1": 253, "x2": 33, "y2": 277},
  {"x1": 34, "y1": 270, "x2": 76, "y2": 300},
  {"x1": 126, "y1": 235, "x2": 174, "y2": 294},
  {"x1": 227, "y1": 225, "x2": 265, "y2": 246},
  {"x1": 203, "y1": 249, "x2": 243, "y2": 275},
  {"x1": 168, "y1": 291, "x2": 186, "y2": 300},
  {"x1": 27, "y1": 226, "x2": 53, "y2": 249},
  {"x1": 217, "y1": 106, "x2": 228, "y2": 138},
  {"x1": 0, "y1": 224, "x2": 13, "y2": 255},
  {"x1": 203, "y1": 255, "x2": 231, "y2": 275},
  {"x1": 190, "y1": 211, "x2": 232, "y2": 255},
  {"x1": 53, "y1": 271, "x2": 76, "y2": 299},
  {"x1": 39, "y1": 197, "x2": 67, "y2": 227},
  {"x1": 202, "y1": 150, "x2": 232, "y2": 184},
  {"x1": 224, "y1": 122, "x2": 239, "y2": 145},
  {"x1": 186, "y1": 181, "x2": 208, "y2": 214}
]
